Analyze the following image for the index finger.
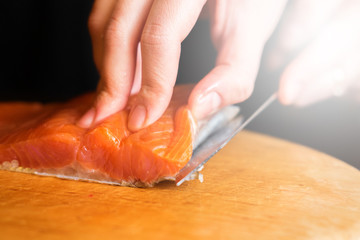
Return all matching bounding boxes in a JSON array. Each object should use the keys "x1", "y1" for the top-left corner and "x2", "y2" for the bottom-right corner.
[{"x1": 128, "y1": 0, "x2": 206, "y2": 131}]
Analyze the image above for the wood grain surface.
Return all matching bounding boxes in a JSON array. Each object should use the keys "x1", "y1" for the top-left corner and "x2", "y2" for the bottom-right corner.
[{"x1": 1, "y1": 131, "x2": 359, "y2": 240}]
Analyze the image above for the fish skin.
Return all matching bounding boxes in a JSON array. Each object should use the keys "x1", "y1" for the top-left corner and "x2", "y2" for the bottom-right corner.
[{"x1": 0, "y1": 85, "x2": 195, "y2": 186}]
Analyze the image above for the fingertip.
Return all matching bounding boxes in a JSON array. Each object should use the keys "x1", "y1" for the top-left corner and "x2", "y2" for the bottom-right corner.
[
  {"x1": 77, "y1": 108, "x2": 96, "y2": 128},
  {"x1": 189, "y1": 65, "x2": 255, "y2": 119},
  {"x1": 278, "y1": 64, "x2": 298, "y2": 105},
  {"x1": 90, "y1": 87, "x2": 130, "y2": 127},
  {"x1": 127, "y1": 86, "x2": 173, "y2": 131},
  {"x1": 278, "y1": 83, "x2": 298, "y2": 106},
  {"x1": 278, "y1": 79, "x2": 297, "y2": 106},
  {"x1": 128, "y1": 104, "x2": 147, "y2": 132}
]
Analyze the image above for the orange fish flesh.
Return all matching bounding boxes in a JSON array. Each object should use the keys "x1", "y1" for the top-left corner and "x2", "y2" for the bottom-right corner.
[{"x1": 0, "y1": 85, "x2": 196, "y2": 186}]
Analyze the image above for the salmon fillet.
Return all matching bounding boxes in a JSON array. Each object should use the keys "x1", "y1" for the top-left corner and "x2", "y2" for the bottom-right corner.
[{"x1": 0, "y1": 85, "x2": 196, "y2": 186}]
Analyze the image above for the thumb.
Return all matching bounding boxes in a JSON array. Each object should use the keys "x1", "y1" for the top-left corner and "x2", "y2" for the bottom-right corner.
[{"x1": 189, "y1": 0, "x2": 286, "y2": 119}]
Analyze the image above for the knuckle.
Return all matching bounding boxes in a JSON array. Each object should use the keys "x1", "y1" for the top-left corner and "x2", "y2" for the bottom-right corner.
[
  {"x1": 141, "y1": 23, "x2": 172, "y2": 47},
  {"x1": 104, "y1": 16, "x2": 129, "y2": 46}
]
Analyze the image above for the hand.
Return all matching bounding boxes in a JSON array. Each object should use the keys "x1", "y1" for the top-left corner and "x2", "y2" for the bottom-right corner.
[
  {"x1": 268, "y1": 0, "x2": 360, "y2": 106},
  {"x1": 78, "y1": 0, "x2": 287, "y2": 130},
  {"x1": 78, "y1": 0, "x2": 207, "y2": 131}
]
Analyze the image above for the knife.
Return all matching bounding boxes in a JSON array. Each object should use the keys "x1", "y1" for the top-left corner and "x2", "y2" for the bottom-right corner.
[{"x1": 175, "y1": 92, "x2": 278, "y2": 186}]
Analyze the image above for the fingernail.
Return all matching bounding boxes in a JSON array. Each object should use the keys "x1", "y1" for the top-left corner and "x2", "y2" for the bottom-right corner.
[
  {"x1": 77, "y1": 108, "x2": 95, "y2": 128},
  {"x1": 282, "y1": 83, "x2": 300, "y2": 105},
  {"x1": 128, "y1": 105, "x2": 147, "y2": 131},
  {"x1": 193, "y1": 92, "x2": 221, "y2": 120}
]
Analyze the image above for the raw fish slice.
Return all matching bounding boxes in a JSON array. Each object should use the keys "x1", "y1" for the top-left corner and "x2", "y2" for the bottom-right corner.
[
  {"x1": 124, "y1": 106, "x2": 194, "y2": 183},
  {"x1": 77, "y1": 111, "x2": 130, "y2": 180},
  {"x1": 0, "y1": 85, "x2": 196, "y2": 186},
  {"x1": 77, "y1": 89, "x2": 194, "y2": 184}
]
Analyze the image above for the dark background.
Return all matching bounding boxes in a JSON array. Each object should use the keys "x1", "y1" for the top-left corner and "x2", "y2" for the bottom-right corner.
[
  {"x1": 0, "y1": 1, "x2": 98, "y2": 102},
  {"x1": 1, "y1": 1, "x2": 359, "y2": 169}
]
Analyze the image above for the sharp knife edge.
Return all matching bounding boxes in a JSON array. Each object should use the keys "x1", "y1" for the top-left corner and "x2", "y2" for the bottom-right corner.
[{"x1": 175, "y1": 92, "x2": 278, "y2": 186}]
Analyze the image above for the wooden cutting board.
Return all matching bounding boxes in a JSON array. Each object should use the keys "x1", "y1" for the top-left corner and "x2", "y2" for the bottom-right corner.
[{"x1": 1, "y1": 131, "x2": 359, "y2": 239}]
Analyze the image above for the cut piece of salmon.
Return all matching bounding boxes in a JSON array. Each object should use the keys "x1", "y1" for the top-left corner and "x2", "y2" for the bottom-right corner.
[{"x1": 0, "y1": 85, "x2": 196, "y2": 186}]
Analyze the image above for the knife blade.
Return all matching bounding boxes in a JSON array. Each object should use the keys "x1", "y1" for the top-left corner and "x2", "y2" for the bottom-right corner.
[{"x1": 175, "y1": 92, "x2": 278, "y2": 186}]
